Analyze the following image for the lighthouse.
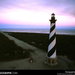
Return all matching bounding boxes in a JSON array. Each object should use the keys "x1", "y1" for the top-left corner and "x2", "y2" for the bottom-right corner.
[{"x1": 45, "y1": 13, "x2": 57, "y2": 66}]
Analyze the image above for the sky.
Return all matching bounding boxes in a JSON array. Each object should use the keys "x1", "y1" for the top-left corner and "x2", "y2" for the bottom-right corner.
[{"x1": 0, "y1": 0, "x2": 75, "y2": 29}]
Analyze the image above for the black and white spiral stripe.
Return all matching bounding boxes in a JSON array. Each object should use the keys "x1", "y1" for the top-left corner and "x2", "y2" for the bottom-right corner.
[{"x1": 48, "y1": 23, "x2": 56, "y2": 58}]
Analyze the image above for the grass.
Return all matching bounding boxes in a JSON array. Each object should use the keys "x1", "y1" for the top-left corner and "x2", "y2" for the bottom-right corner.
[
  {"x1": 0, "y1": 33, "x2": 30, "y2": 61},
  {"x1": 7, "y1": 32, "x2": 75, "y2": 61}
]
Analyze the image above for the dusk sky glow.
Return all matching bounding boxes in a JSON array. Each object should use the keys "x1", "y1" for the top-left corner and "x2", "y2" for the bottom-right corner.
[{"x1": 0, "y1": 0, "x2": 75, "y2": 29}]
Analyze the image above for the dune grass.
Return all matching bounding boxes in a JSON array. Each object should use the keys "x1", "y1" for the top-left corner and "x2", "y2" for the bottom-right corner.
[
  {"x1": 0, "y1": 33, "x2": 30, "y2": 61},
  {"x1": 7, "y1": 32, "x2": 75, "y2": 61}
]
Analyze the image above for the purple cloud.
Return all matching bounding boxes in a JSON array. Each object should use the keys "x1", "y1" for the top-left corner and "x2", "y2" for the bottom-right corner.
[{"x1": 0, "y1": 0, "x2": 75, "y2": 17}]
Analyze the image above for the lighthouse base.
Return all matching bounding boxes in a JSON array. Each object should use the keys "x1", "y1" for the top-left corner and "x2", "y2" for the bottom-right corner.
[{"x1": 44, "y1": 57, "x2": 58, "y2": 66}]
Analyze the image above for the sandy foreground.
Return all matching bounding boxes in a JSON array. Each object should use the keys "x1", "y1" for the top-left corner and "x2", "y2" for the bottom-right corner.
[{"x1": 0, "y1": 32, "x2": 75, "y2": 70}]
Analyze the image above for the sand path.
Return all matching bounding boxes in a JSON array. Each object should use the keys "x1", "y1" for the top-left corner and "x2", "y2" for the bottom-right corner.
[{"x1": 0, "y1": 32, "x2": 75, "y2": 70}]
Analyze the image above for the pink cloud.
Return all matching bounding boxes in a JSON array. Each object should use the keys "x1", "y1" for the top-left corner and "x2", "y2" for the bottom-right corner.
[{"x1": 0, "y1": 0, "x2": 75, "y2": 28}]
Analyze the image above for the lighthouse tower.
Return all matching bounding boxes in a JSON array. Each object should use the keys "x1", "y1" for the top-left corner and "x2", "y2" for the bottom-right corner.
[{"x1": 46, "y1": 13, "x2": 57, "y2": 66}]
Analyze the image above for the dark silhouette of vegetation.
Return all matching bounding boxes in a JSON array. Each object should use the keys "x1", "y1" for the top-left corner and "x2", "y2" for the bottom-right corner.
[
  {"x1": 0, "y1": 33, "x2": 30, "y2": 61},
  {"x1": 7, "y1": 32, "x2": 75, "y2": 61}
]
